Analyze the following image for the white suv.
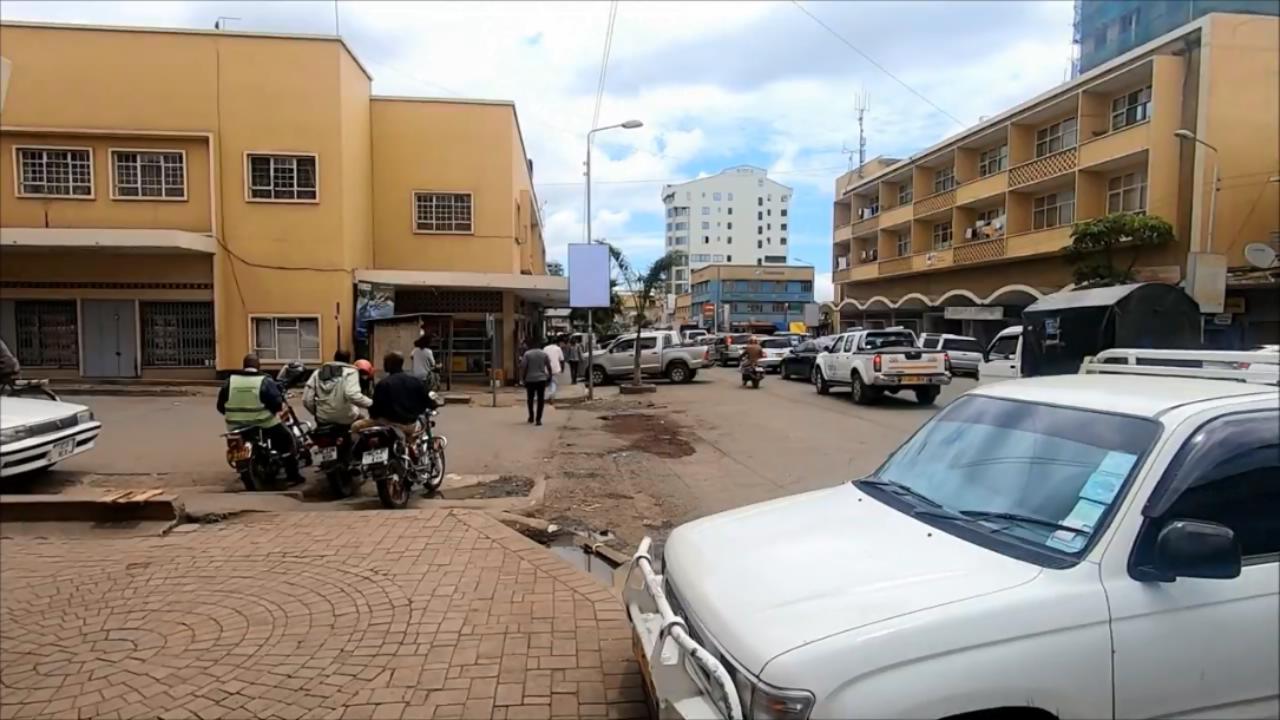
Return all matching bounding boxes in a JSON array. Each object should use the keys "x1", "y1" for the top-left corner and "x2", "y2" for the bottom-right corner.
[{"x1": 626, "y1": 349, "x2": 1279, "y2": 720}]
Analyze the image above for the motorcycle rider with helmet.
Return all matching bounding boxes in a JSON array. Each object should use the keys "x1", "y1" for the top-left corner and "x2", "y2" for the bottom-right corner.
[
  {"x1": 303, "y1": 349, "x2": 372, "y2": 426},
  {"x1": 216, "y1": 353, "x2": 303, "y2": 485},
  {"x1": 354, "y1": 358, "x2": 375, "y2": 397}
]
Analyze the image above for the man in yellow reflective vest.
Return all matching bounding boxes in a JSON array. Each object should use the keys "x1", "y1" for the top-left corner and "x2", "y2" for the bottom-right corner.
[{"x1": 216, "y1": 353, "x2": 303, "y2": 484}]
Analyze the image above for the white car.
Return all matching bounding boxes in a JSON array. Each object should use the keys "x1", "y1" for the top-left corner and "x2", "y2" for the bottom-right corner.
[
  {"x1": 919, "y1": 332, "x2": 984, "y2": 376},
  {"x1": 626, "y1": 349, "x2": 1278, "y2": 720},
  {"x1": 757, "y1": 337, "x2": 792, "y2": 373},
  {"x1": 1, "y1": 396, "x2": 102, "y2": 477}
]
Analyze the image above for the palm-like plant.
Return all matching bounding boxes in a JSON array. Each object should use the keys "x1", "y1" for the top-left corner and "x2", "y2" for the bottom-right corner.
[{"x1": 608, "y1": 244, "x2": 680, "y2": 386}]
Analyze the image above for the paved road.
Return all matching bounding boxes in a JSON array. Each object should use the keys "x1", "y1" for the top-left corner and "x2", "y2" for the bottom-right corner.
[{"x1": 615, "y1": 365, "x2": 976, "y2": 518}]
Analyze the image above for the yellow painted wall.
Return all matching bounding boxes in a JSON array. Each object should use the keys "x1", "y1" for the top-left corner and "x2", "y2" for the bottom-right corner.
[
  {"x1": 371, "y1": 99, "x2": 520, "y2": 273},
  {"x1": 1, "y1": 134, "x2": 212, "y2": 232},
  {"x1": 1198, "y1": 14, "x2": 1280, "y2": 265}
]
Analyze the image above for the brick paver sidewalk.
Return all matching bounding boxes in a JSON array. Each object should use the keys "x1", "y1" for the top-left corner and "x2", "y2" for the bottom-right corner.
[{"x1": 0, "y1": 511, "x2": 647, "y2": 719}]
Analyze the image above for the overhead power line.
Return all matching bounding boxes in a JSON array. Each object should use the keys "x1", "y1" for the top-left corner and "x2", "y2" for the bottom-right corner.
[
  {"x1": 591, "y1": 1, "x2": 620, "y2": 132},
  {"x1": 789, "y1": 0, "x2": 966, "y2": 128}
]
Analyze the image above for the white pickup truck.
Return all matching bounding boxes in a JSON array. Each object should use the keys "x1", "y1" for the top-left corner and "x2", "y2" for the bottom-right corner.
[
  {"x1": 590, "y1": 331, "x2": 709, "y2": 385},
  {"x1": 813, "y1": 328, "x2": 950, "y2": 405},
  {"x1": 626, "y1": 349, "x2": 1280, "y2": 720}
]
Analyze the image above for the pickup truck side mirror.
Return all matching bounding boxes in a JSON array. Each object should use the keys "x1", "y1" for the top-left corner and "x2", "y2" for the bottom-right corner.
[{"x1": 1143, "y1": 519, "x2": 1242, "y2": 581}]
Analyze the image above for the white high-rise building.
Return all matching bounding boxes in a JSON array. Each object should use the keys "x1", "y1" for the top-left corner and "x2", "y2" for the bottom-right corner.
[{"x1": 662, "y1": 166, "x2": 793, "y2": 296}]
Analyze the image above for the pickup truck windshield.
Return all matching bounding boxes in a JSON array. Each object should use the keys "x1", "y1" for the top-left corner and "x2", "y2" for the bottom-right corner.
[
  {"x1": 866, "y1": 395, "x2": 1160, "y2": 560},
  {"x1": 862, "y1": 332, "x2": 917, "y2": 350}
]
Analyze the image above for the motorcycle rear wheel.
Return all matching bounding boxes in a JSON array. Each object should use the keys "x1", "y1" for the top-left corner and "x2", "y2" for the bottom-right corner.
[
  {"x1": 751, "y1": 377, "x2": 761, "y2": 389},
  {"x1": 423, "y1": 449, "x2": 446, "y2": 495},
  {"x1": 375, "y1": 466, "x2": 411, "y2": 509},
  {"x1": 250, "y1": 454, "x2": 283, "y2": 492},
  {"x1": 239, "y1": 469, "x2": 256, "y2": 492},
  {"x1": 327, "y1": 467, "x2": 357, "y2": 499}
]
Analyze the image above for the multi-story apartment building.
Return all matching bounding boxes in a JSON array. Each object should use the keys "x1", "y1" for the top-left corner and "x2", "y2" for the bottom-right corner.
[
  {"x1": 688, "y1": 264, "x2": 815, "y2": 333},
  {"x1": 662, "y1": 166, "x2": 793, "y2": 298},
  {"x1": 0, "y1": 21, "x2": 557, "y2": 383},
  {"x1": 828, "y1": 12, "x2": 1278, "y2": 348},
  {"x1": 1076, "y1": 0, "x2": 1278, "y2": 74}
]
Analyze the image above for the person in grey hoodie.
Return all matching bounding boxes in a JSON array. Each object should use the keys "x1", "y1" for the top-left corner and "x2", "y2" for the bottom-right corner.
[
  {"x1": 518, "y1": 337, "x2": 554, "y2": 426},
  {"x1": 303, "y1": 349, "x2": 373, "y2": 426}
]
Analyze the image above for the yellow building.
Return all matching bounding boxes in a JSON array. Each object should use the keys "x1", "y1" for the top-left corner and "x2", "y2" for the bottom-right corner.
[
  {"x1": 828, "y1": 13, "x2": 1279, "y2": 347},
  {"x1": 0, "y1": 21, "x2": 559, "y2": 382}
]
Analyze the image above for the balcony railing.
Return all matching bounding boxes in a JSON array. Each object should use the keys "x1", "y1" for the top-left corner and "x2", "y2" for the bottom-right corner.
[
  {"x1": 1009, "y1": 147, "x2": 1078, "y2": 188},
  {"x1": 954, "y1": 236, "x2": 1007, "y2": 265},
  {"x1": 834, "y1": 224, "x2": 853, "y2": 242},
  {"x1": 913, "y1": 189, "x2": 955, "y2": 217},
  {"x1": 879, "y1": 255, "x2": 913, "y2": 275},
  {"x1": 878, "y1": 203, "x2": 912, "y2": 227},
  {"x1": 851, "y1": 214, "x2": 880, "y2": 236}
]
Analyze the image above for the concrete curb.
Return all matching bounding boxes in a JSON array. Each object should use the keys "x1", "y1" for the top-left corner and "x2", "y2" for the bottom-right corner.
[{"x1": 0, "y1": 493, "x2": 184, "y2": 524}]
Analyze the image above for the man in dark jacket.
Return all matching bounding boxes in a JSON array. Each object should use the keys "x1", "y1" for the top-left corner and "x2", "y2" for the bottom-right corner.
[
  {"x1": 353, "y1": 352, "x2": 431, "y2": 445},
  {"x1": 216, "y1": 353, "x2": 302, "y2": 484}
]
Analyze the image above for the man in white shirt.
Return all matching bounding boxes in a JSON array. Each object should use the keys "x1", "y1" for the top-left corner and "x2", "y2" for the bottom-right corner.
[{"x1": 543, "y1": 337, "x2": 565, "y2": 398}]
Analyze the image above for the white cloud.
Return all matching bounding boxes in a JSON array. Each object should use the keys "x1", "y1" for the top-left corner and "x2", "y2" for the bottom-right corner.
[
  {"x1": 814, "y1": 271, "x2": 834, "y2": 303},
  {"x1": 1, "y1": 0, "x2": 1076, "y2": 279}
]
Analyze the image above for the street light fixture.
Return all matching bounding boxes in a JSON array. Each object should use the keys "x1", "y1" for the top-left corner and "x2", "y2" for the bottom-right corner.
[
  {"x1": 584, "y1": 119, "x2": 643, "y2": 400},
  {"x1": 1174, "y1": 128, "x2": 1220, "y2": 253}
]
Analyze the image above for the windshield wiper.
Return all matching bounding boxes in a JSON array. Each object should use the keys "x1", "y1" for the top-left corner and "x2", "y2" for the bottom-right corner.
[
  {"x1": 856, "y1": 478, "x2": 945, "y2": 509},
  {"x1": 954, "y1": 510, "x2": 1080, "y2": 534}
]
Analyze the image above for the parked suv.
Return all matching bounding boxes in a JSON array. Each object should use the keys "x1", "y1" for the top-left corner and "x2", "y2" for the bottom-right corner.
[
  {"x1": 590, "y1": 331, "x2": 708, "y2": 385},
  {"x1": 626, "y1": 349, "x2": 1279, "y2": 720},
  {"x1": 919, "y1": 332, "x2": 984, "y2": 376}
]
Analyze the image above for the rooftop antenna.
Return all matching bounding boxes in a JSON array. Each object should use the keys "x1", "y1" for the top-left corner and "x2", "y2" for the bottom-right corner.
[
  {"x1": 854, "y1": 90, "x2": 870, "y2": 177},
  {"x1": 840, "y1": 144, "x2": 856, "y2": 173},
  {"x1": 214, "y1": 16, "x2": 241, "y2": 30}
]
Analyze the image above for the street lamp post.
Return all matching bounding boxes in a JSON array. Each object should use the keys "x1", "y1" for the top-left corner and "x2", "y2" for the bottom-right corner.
[
  {"x1": 584, "y1": 119, "x2": 643, "y2": 401},
  {"x1": 1175, "y1": 129, "x2": 1220, "y2": 253}
]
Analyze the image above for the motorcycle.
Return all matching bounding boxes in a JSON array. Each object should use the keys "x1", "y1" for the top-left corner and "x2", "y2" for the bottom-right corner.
[
  {"x1": 740, "y1": 362, "x2": 765, "y2": 389},
  {"x1": 353, "y1": 391, "x2": 448, "y2": 509},
  {"x1": 310, "y1": 422, "x2": 359, "y2": 498},
  {"x1": 221, "y1": 362, "x2": 314, "y2": 492}
]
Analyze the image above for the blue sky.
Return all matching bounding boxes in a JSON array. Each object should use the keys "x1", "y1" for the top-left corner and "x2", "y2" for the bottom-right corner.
[{"x1": 1, "y1": 1, "x2": 1077, "y2": 299}]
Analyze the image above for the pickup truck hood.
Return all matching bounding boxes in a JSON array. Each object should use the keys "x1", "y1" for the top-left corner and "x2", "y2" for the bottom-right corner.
[{"x1": 662, "y1": 483, "x2": 1041, "y2": 675}]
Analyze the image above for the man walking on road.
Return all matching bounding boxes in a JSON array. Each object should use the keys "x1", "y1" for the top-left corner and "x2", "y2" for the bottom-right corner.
[
  {"x1": 566, "y1": 336, "x2": 583, "y2": 384},
  {"x1": 543, "y1": 336, "x2": 565, "y2": 399},
  {"x1": 519, "y1": 338, "x2": 553, "y2": 426}
]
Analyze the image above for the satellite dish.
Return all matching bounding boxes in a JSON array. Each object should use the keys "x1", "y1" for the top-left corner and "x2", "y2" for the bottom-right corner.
[{"x1": 1244, "y1": 242, "x2": 1278, "y2": 269}]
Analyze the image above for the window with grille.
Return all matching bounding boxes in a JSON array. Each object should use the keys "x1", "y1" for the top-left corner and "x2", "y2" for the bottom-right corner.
[
  {"x1": 16, "y1": 147, "x2": 93, "y2": 197},
  {"x1": 252, "y1": 316, "x2": 321, "y2": 362},
  {"x1": 933, "y1": 167, "x2": 955, "y2": 193},
  {"x1": 978, "y1": 145, "x2": 1008, "y2": 176},
  {"x1": 896, "y1": 232, "x2": 912, "y2": 257},
  {"x1": 898, "y1": 183, "x2": 913, "y2": 205},
  {"x1": 932, "y1": 221, "x2": 953, "y2": 250},
  {"x1": 247, "y1": 153, "x2": 317, "y2": 201},
  {"x1": 1035, "y1": 118, "x2": 1078, "y2": 157},
  {"x1": 414, "y1": 192, "x2": 474, "y2": 233},
  {"x1": 14, "y1": 301, "x2": 79, "y2": 368},
  {"x1": 141, "y1": 302, "x2": 214, "y2": 367},
  {"x1": 1033, "y1": 190, "x2": 1076, "y2": 230},
  {"x1": 1107, "y1": 171, "x2": 1148, "y2": 214},
  {"x1": 1111, "y1": 86, "x2": 1152, "y2": 131},
  {"x1": 112, "y1": 150, "x2": 186, "y2": 199}
]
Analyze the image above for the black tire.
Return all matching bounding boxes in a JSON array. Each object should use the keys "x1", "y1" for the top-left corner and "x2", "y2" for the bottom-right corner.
[
  {"x1": 813, "y1": 367, "x2": 830, "y2": 395},
  {"x1": 250, "y1": 454, "x2": 282, "y2": 491},
  {"x1": 327, "y1": 467, "x2": 357, "y2": 498},
  {"x1": 375, "y1": 468, "x2": 410, "y2": 509},
  {"x1": 751, "y1": 377, "x2": 760, "y2": 389},
  {"x1": 916, "y1": 386, "x2": 940, "y2": 405},
  {"x1": 590, "y1": 366, "x2": 608, "y2": 386},
  {"x1": 851, "y1": 374, "x2": 874, "y2": 405},
  {"x1": 423, "y1": 448, "x2": 446, "y2": 495},
  {"x1": 666, "y1": 362, "x2": 691, "y2": 384},
  {"x1": 239, "y1": 470, "x2": 256, "y2": 492}
]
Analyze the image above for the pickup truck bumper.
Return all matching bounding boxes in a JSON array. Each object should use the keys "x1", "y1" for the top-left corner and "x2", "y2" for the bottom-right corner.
[
  {"x1": 624, "y1": 538, "x2": 742, "y2": 720},
  {"x1": 872, "y1": 373, "x2": 950, "y2": 387}
]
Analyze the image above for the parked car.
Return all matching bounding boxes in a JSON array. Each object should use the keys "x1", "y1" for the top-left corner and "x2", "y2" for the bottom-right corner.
[
  {"x1": 1, "y1": 396, "x2": 102, "y2": 478},
  {"x1": 711, "y1": 333, "x2": 753, "y2": 367},
  {"x1": 780, "y1": 339, "x2": 822, "y2": 381},
  {"x1": 681, "y1": 329, "x2": 709, "y2": 344},
  {"x1": 589, "y1": 331, "x2": 709, "y2": 385},
  {"x1": 757, "y1": 337, "x2": 793, "y2": 373},
  {"x1": 814, "y1": 328, "x2": 950, "y2": 404},
  {"x1": 919, "y1": 333, "x2": 984, "y2": 376},
  {"x1": 626, "y1": 349, "x2": 1279, "y2": 720}
]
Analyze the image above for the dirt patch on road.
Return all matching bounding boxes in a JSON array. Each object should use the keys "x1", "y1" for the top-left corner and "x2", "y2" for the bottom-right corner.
[
  {"x1": 439, "y1": 474, "x2": 535, "y2": 500},
  {"x1": 599, "y1": 412, "x2": 696, "y2": 458}
]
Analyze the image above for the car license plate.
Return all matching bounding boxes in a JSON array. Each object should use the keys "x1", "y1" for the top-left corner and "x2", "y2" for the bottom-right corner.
[
  {"x1": 318, "y1": 447, "x2": 338, "y2": 462},
  {"x1": 900, "y1": 375, "x2": 926, "y2": 384},
  {"x1": 361, "y1": 448, "x2": 389, "y2": 466},
  {"x1": 47, "y1": 438, "x2": 76, "y2": 462}
]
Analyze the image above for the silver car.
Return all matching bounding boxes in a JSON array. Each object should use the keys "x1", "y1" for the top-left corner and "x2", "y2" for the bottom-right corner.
[
  {"x1": 919, "y1": 332, "x2": 984, "y2": 376},
  {"x1": 758, "y1": 337, "x2": 793, "y2": 373}
]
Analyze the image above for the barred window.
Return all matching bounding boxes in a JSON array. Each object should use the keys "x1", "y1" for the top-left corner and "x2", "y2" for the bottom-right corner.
[
  {"x1": 14, "y1": 300, "x2": 79, "y2": 368},
  {"x1": 414, "y1": 192, "x2": 474, "y2": 233},
  {"x1": 247, "y1": 154, "x2": 317, "y2": 201},
  {"x1": 1033, "y1": 190, "x2": 1076, "y2": 230},
  {"x1": 17, "y1": 147, "x2": 93, "y2": 197},
  {"x1": 252, "y1": 316, "x2": 321, "y2": 362},
  {"x1": 142, "y1": 302, "x2": 214, "y2": 367},
  {"x1": 113, "y1": 150, "x2": 186, "y2": 199}
]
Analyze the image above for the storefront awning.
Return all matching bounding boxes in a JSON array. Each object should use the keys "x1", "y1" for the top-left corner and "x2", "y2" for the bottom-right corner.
[
  {"x1": 354, "y1": 269, "x2": 568, "y2": 305},
  {"x1": 0, "y1": 228, "x2": 216, "y2": 254}
]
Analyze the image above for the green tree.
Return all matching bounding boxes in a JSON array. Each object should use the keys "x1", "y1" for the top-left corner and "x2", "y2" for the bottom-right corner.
[
  {"x1": 1065, "y1": 212, "x2": 1175, "y2": 287},
  {"x1": 609, "y1": 245, "x2": 680, "y2": 386}
]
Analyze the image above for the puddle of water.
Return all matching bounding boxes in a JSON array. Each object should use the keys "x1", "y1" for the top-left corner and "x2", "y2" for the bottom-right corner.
[{"x1": 546, "y1": 535, "x2": 618, "y2": 585}]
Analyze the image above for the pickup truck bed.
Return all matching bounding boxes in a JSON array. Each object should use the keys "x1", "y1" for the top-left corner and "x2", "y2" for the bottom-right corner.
[{"x1": 815, "y1": 329, "x2": 951, "y2": 405}]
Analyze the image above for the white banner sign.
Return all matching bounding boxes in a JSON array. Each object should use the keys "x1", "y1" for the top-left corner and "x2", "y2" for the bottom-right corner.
[
  {"x1": 568, "y1": 243, "x2": 611, "y2": 308},
  {"x1": 944, "y1": 306, "x2": 1003, "y2": 320}
]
